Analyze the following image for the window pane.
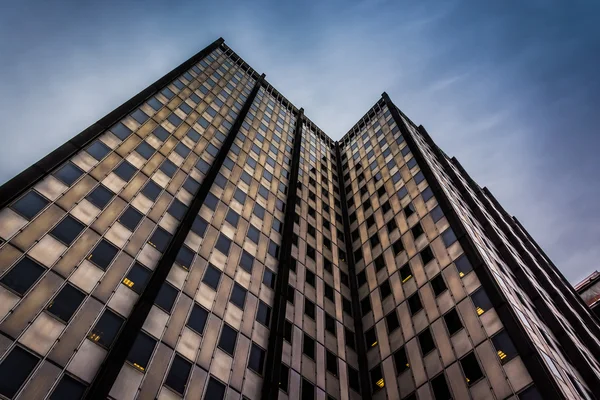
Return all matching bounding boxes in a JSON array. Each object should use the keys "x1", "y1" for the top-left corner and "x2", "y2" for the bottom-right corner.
[
  {"x1": 86, "y1": 140, "x2": 111, "y2": 161},
  {"x1": 165, "y1": 355, "x2": 191, "y2": 394},
  {"x1": 1, "y1": 257, "x2": 45, "y2": 295},
  {"x1": 155, "y1": 283, "x2": 178, "y2": 313},
  {"x1": 148, "y1": 227, "x2": 172, "y2": 253},
  {"x1": 187, "y1": 304, "x2": 209, "y2": 335},
  {"x1": 248, "y1": 344, "x2": 265, "y2": 375},
  {"x1": 47, "y1": 284, "x2": 86, "y2": 323},
  {"x1": 203, "y1": 264, "x2": 222, "y2": 291},
  {"x1": 88, "y1": 310, "x2": 124, "y2": 348},
  {"x1": 113, "y1": 161, "x2": 137, "y2": 182},
  {"x1": 256, "y1": 301, "x2": 271, "y2": 326},
  {"x1": 230, "y1": 283, "x2": 247, "y2": 309},
  {"x1": 118, "y1": 206, "x2": 143, "y2": 231},
  {"x1": 49, "y1": 375, "x2": 86, "y2": 400},
  {"x1": 0, "y1": 347, "x2": 39, "y2": 398},
  {"x1": 11, "y1": 191, "x2": 49, "y2": 220},
  {"x1": 123, "y1": 263, "x2": 151, "y2": 294},
  {"x1": 88, "y1": 240, "x2": 118, "y2": 270},
  {"x1": 218, "y1": 324, "x2": 238, "y2": 356},
  {"x1": 203, "y1": 377, "x2": 226, "y2": 400},
  {"x1": 50, "y1": 216, "x2": 85, "y2": 245},
  {"x1": 54, "y1": 162, "x2": 84, "y2": 186},
  {"x1": 86, "y1": 185, "x2": 114, "y2": 210},
  {"x1": 127, "y1": 332, "x2": 156, "y2": 371}
]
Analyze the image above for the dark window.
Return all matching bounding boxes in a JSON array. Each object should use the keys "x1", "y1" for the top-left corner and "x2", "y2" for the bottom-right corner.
[
  {"x1": 361, "y1": 296, "x2": 372, "y2": 316},
  {"x1": 386, "y1": 311, "x2": 400, "y2": 333},
  {"x1": 279, "y1": 364, "x2": 289, "y2": 393},
  {"x1": 256, "y1": 301, "x2": 271, "y2": 327},
  {"x1": 247, "y1": 225, "x2": 260, "y2": 244},
  {"x1": 86, "y1": 140, "x2": 111, "y2": 160},
  {"x1": 307, "y1": 245, "x2": 316, "y2": 260},
  {"x1": 153, "y1": 126, "x2": 170, "y2": 141},
  {"x1": 302, "y1": 379, "x2": 314, "y2": 400},
  {"x1": 141, "y1": 180, "x2": 162, "y2": 201},
  {"x1": 518, "y1": 385, "x2": 542, "y2": 400},
  {"x1": 305, "y1": 269, "x2": 316, "y2": 287},
  {"x1": 431, "y1": 205, "x2": 444, "y2": 222},
  {"x1": 418, "y1": 328, "x2": 436, "y2": 355},
  {"x1": 455, "y1": 254, "x2": 473, "y2": 277},
  {"x1": 113, "y1": 161, "x2": 137, "y2": 182},
  {"x1": 191, "y1": 216, "x2": 208, "y2": 237},
  {"x1": 444, "y1": 308, "x2": 463, "y2": 335},
  {"x1": 394, "y1": 347, "x2": 409, "y2": 375},
  {"x1": 88, "y1": 240, "x2": 118, "y2": 270},
  {"x1": 357, "y1": 269, "x2": 367, "y2": 288},
  {"x1": 127, "y1": 332, "x2": 156, "y2": 371},
  {"x1": 365, "y1": 327, "x2": 377, "y2": 349},
  {"x1": 155, "y1": 283, "x2": 178, "y2": 313},
  {"x1": 374, "y1": 255, "x2": 385, "y2": 271},
  {"x1": 287, "y1": 285, "x2": 295, "y2": 304},
  {"x1": 230, "y1": 283, "x2": 247, "y2": 309},
  {"x1": 303, "y1": 334, "x2": 315, "y2": 359},
  {"x1": 111, "y1": 123, "x2": 132, "y2": 140},
  {"x1": 160, "y1": 160, "x2": 178, "y2": 178},
  {"x1": 11, "y1": 191, "x2": 49, "y2": 220},
  {"x1": 284, "y1": 320, "x2": 293, "y2": 343},
  {"x1": 233, "y1": 188, "x2": 246, "y2": 204},
  {"x1": 203, "y1": 264, "x2": 222, "y2": 291},
  {"x1": 54, "y1": 162, "x2": 83, "y2": 186},
  {"x1": 118, "y1": 206, "x2": 143, "y2": 231},
  {"x1": 89, "y1": 309, "x2": 124, "y2": 348},
  {"x1": 135, "y1": 141, "x2": 155, "y2": 159},
  {"x1": 393, "y1": 239, "x2": 404, "y2": 255},
  {"x1": 431, "y1": 274, "x2": 447, "y2": 296},
  {"x1": 370, "y1": 365, "x2": 384, "y2": 392},
  {"x1": 248, "y1": 344, "x2": 265, "y2": 375},
  {"x1": 404, "y1": 203, "x2": 416, "y2": 217},
  {"x1": 47, "y1": 284, "x2": 85, "y2": 323},
  {"x1": 123, "y1": 263, "x2": 151, "y2": 294},
  {"x1": 176, "y1": 246, "x2": 194, "y2": 270},
  {"x1": 326, "y1": 350, "x2": 338, "y2": 376},
  {"x1": 441, "y1": 228, "x2": 457, "y2": 247},
  {"x1": 1, "y1": 257, "x2": 45, "y2": 295},
  {"x1": 420, "y1": 246, "x2": 434, "y2": 265},
  {"x1": 187, "y1": 304, "x2": 209, "y2": 335},
  {"x1": 345, "y1": 328, "x2": 356, "y2": 350},
  {"x1": 348, "y1": 365, "x2": 361, "y2": 393},
  {"x1": 225, "y1": 209, "x2": 239, "y2": 227},
  {"x1": 174, "y1": 143, "x2": 191, "y2": 158},
  {"x1": 324, "y1": 283, "x2": 334, "y2": 302},
  {"x1": 168, "y1": 199, "x2": 187, "y2": 221},
  {"x1": 165, "y1": 355, "x2": 191, "y2": 394},
  {"x1": 411, "y1": 223, "x2": 424, "y2": 240},
  {"x1": 86, "y1": 185, "x2": 114, "y2": 210},
  {"x1": 167, "y1": 113, "x2": 183, "y2": 127},
  {"x1": 472, "y1": 288, "x2": 493, "y2": 316},
  {"x1": 305, "y1": 298, "x2": 315, "y2": 319},
  {"x1": 380, "y1": 279, "x2": 392, "y2": 299},
  {"x1": 50, "y1": 216, "x2": 85, "y2": 245},
  {"x1": 325, "y1": 313, "x2": 336, "y2": 336},
  {"x1": 492, "y1": 330, "x2": 518, "y2": 364},
  {"x1": 431, "y1": 373, "x2": 452, "y2": 400},
  {"x1": 263, "y1": 268, "x2": 275, "y2": 289},
  {"x1": 49, "y1": 375, "x2": 86, "y2": 400},
  {"x1": 218, "y1": 324, "x2": 238, "y2": 356},
  {"x1": 460, "y1": 352, "x2": 484, "y2": 386},
  {"x1": 408, "y1": 293, "x2": 423, "y2": 315},
  {"x1": 400, "y1": 264, "x2": 412, "y2": 283},
  {"x1": 183, "y1": 177, "x2": 200, "y2": 194},
  {"x1": 148, "y1": 227, "x2": 172, "y2": 253},
  {"x1": 239, "y1": 251, "x2": 254, "y2": 273},
  {"x1": 343, "y1": 297, "x2": 352, "y2": 315},
  {"x1": 215, "y1": 234, "x2": 231, "y2": 255},
  {"x1": 0, "y1": 346, "x2": 39, "y2": 398}
]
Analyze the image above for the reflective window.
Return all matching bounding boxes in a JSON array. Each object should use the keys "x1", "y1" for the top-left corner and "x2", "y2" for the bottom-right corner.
[
  {"x1": 50, "y1": 216, "x2": 85, "y2": 245},
  {"x1": 248, "y1": 343, "x2": 265, "y2": 375},
  {"x1": 11, "y1": 191, "x2": 49, "y2": 220},
  {"x1": 187, "y1": 304, "x2": 209, "y2": 335},
  {"x1": 118, "y1": 206, "x2": 143, "y2": 231},
  {"x1": 155, "y1": 283, "x2": 178, "y2": 313},
  {"x1": 88, "y1": 309, "x2": 124, "y2": 348},
  {"x1": 165, "y1": 355, "x2": 192, "y2": 394},
  {"x1": 49, "y1": 375, "x2": 86, "y2": 400},
  {"x1": 1, "y1": 257, "x2": 45, "y2": 295},
  {"x1": 218, "y1": 324, "x2": 238, "y2": 356},
  {"x1": 0, "y1": 346, "x2": 39, "y2": 398},
  {"x1": 123, "y1": 263, "x2": 151, "y2": 294},
  {"x1": 127, "y1": 332, "x2": 156, "y2": 371},
  {"x1": 47, "y1": 284, "x2": 86, "y2": 323},
  {"x1": 86, "y1": 185, "x2": 114, "y2": 210},
  {"x1": 54, "y1": 162, "x2": 84, "y2": 186},
  {"x1": 88, "y1": 240, "x2": 118, "y2": 270}
]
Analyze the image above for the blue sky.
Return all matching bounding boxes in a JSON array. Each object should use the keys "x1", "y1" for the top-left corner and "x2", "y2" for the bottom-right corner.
[{"x1": 1, "y1": 0, "x2": 599, "y2": 283}]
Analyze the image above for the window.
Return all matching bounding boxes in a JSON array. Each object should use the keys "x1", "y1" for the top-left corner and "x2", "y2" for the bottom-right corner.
[
  {"x1": 444, "y1": 308, "x2": 463, "y2": 335},
  {"x1": 380, "y1": 279, "x2": 392, "y2": 299},
  {"x1": 86, "y1": 185, "x2": 114, "y2": 210},
  {"x1": 89, "y1": 309, "x2": 124, "y2": 348},
  {"x1": 167, "y1": 113, "x2": 183, "y2": 127},
  {"x1": 248, "y1": 344, "x2": 265, "y2": 375},
  {"x1": 160, "y1": 160, "x2": 178, "y2": 178},
  {"x1": 371, "y1": 365, "x2": 384, "y2": 392},
  {"x1": 191, "y1": 216, "x2": 208, "y2": 237},
  {"x1": 304, "y1": 298, "x2": 315, "y2": 319},
  {"x1": 148, "y1": 227, "x2": 172, "y2": 253},
  {"x1": 86, "y1": 140, "x2": 111, "y2": 160},
  {"x1": 176, "y1": 246, "x2": 194, "y2": 270},
  {"x1": 374, "y1": 255, "x2": 385, "y2": 271},
  {"x1": 394, "y1": 347, "x2": 409, "y2": 375},
  {"x1": 183, "y1": 177, "x2": 200, "y2": 194},
  {"x1": 111, "y1": 123, "x2": 132, "y2": 140},
  {"x1": 1, "y1": 257, "x2": 45, "y2": 295},
  {"x1": 187, "y1": 304, "x2": 209, "y2": 335},
  {"x1": 431, "y1": 205, "x2": 444, "y2": 222},
  {"x1": 418, "y1": 328, "x2": 436, "y2": 355},
  {"x1": 307, "y1": 245, "x2": 316, "y2": 260},
  {"x1": 233, "y1": 189, "x2": 246, "y2": 204},
  {"x1": 408, "y1": 293, "x2": 423, "y2": 315},
  {"x1": 326, "y1": 350, "x2": 338, "y2": 376},
  {"x1": 263, "y1": 268, "x2": 275, "y2": 289},
  {"x1": 411, "y1": 223, "x2": 424, "y2": 240},
  {"x1": 256, "y1": 301, "x2": 271, "y2": 326},
  {"x1": 152, "y1": 126, "x2": 170, "y2": 141},
  {"x1": 218, "y1": 324, "x2": 238, "y2": 356},
  {"x1": 174, "y1": 143, "x2": 191, "y2": 158},
  {"x1": 155, "y1": 282, "x2": 177, "y2": 312},
  {"x1": 113, "y1": 161, "x2": 137, "y2": 182},
  {"x1": 492, "y1": 330, "x2": 518, "y2": 364},
  {"x1": 325, "y1": 313, "x2": 336, "y2": 336},
  {"x1": 203, "y1": 264, "x2": 222, "y2": 291},
  {"x1": 287, "y1": 285, "x2": 295, "y2": 304},
  {"x1": 361, "y1": 296, "x2": 372, "y2": 316},
  {"x1": 49, "y1": 375, "x2": 86, "y2": 400},
  {"x1": 305, "y1": 269, "x2": 316, "y2": 287},
  {"x1": 0, "y1": 346, "x2": 39, "y2": 398},
  {"x1": 348, "y1": 365, "x2": 361, "y2": 393},
  {"x1": 386, "y1": 311, "x2": 400, "y2": 333},
  {"x1": 230, "y1": 283, "x2": 247, "y2": 309},
  {"x1": 225, "y1": 209, "x2": 239, "y2": 227},
  {"x1": 518, "y1": 385, "x2": 542, "y2": 400},
  {"x1": 393, "y1": 239, "x2": 404, "y2": 255},
  {"x1": 441, "y1": 228, "x2": 457, "y2": 247},
  {"x1": 239, "y1": 251, "x2": 254, "y2": 273},
  {"x1": 365, "y1": 326, "x2": 378, "y2": 348},
  {"x1": 215, "y1": 234, "x2": 231, "y2": 255},
  {"x1": 357, "y1": 269, "x2": 367, "y2": 287},
  {"x1": 302, "y1": 379, "x2": 314, "y2": 400},
  {"x1": 168, "y1": 199, "x2": 187, "y2": 221},
  {"x1": 11, "y1": 191, "x2": 49, "y2": 220},
  {"x1": 431, "y1": 274, "x2": 447, "y2": 296},
  {"x1": 472, "y1": 288, "x2": 493, "y2": 316},
  {"x1": 279, "y1": 364, "x2": 290, "y2": 393},
  {"x1": 88, "y1": 240, "x2": 118, "y2": 270},
  {"x1": 324, "y1": 283, "x2": 334, "y2": 303},
  {"x1": 455, "y1": 254, "x2": 473, "y2": 277},
  {"x1": 165, "y1": 355, "x2": 192, "y2": 394},
  {"x1": 460, "y1": 352, "x2": 484, "y2": 386},
  {"x1": 431, "y1": 373, "x2": 452, "y2": 400},
  {"x1": 284, "y1": 320, "x2": 293, "y2": 343},
  {"x1": 131, "y1": 108, "x2": 149, "y2": 124},
  {"x1": 123, "y1": 263, "x2": 151, "y2": 294},
  {"x1": 303, "y1": 334, "x2": 315, "y2": 359},
  {"x1": 247, "y1": 225, "x2": 260, "y2": 244},
  {"x1": 118, "y1": 206, "x2": 143, "y2": 231},
  {"x1": 420, "y1": 246, "x2": 434, "y2": 265},
  {"x1": 253, "y1": 204, "x2": 265, "y2": 219},
  {"x1": 47, "y1": 284, "x2": 85, "y2": 323},
  {"x1": 54, "y1": 162, "x2": 83, "y2": 186},
  {"x1": 135, "y1": 141, "x2": 155, "y2": 159},
  {"x1": 399, "y1": 264, "x2": 412, "y2": 283},
  {"x1": 127, "y1": 332, "x2": 156, "y2": 371},
  {"x1": 50, "y1": 216, "x2": 85, "y2": 245},
  {"x1": 141, "y1": 180, "x2": 162, "y2": 201},
  {"x1": 404, "y1": 203, "x2": 416, "y2": 217}
]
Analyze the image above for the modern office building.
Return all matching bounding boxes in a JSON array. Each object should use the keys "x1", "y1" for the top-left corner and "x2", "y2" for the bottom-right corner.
[
  {"x1": 575, "y1": 271, "x2": 600, "y2": 318},
  {"x1": 0, "y1": 37, "x2": 598, "y2": 400}
]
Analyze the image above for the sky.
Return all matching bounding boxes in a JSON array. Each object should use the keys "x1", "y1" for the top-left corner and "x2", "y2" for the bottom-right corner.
[{"x1": 1, "y1": 0, "x2": 599, "y2": 283}]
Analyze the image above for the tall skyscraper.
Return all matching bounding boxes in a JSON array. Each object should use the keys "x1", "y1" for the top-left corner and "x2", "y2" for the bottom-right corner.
[{"x1": 0, "y1": 37, "x2": 598, "y2": 400}]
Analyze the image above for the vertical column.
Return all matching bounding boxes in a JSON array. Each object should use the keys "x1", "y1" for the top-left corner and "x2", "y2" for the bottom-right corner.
[
  {"x1": 334, "y1": 143, "x2": 372, "y2": 400},
  {"x1": 382, "y1": 92, "x2": 563, "y2": 399},
  {"x1": 86, "y1": 74, "x2": 266, "y2": 400},
  {"x1": 261, "y1": 108, "x2": 304, "y2": 399}
]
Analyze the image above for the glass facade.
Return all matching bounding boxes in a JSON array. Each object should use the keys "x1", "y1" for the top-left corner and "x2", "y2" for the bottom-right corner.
[{"x1": 0, "y1": 38, "x2": 598, "y2": 400}]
